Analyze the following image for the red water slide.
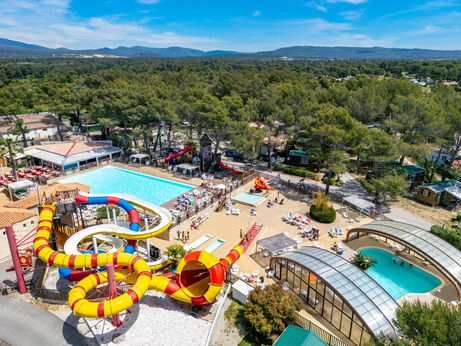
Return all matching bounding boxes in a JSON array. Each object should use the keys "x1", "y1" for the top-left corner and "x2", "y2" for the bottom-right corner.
[
  {"x1": 217, "y1": 157, "x2": 243, "y2": 175},
  {"x1": 164, "y1": 145, "x2": 192, "y2": 162}
]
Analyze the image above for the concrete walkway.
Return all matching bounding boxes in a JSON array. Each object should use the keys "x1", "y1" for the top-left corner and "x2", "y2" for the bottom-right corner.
[{"x1": 0, "y1": 296, "x2": 90, "y2": 346}]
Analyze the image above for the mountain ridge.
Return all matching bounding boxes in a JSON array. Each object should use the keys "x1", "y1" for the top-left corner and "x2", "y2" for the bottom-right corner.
[{"x1": 1, "y1": 37, "x2": 461, "y2": 60}]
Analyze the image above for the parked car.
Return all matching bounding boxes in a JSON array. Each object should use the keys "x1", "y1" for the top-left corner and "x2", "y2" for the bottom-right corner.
[
  {"x1": 233, "y1": 153, "x2": 248, "y2": 162},
  {"x1": 225, "y1": 149, "x2": 238, "y2": 157}
]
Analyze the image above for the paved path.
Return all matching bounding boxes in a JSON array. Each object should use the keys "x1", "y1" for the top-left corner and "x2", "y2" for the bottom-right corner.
[{"x1": 0, "y1": 296, "x2": 89, "y2": 346}]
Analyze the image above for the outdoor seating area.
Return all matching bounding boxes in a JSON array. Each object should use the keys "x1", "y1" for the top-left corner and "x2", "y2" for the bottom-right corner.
[{"x1": 0, "y1": 165, "x2": 62, "y2": 189}]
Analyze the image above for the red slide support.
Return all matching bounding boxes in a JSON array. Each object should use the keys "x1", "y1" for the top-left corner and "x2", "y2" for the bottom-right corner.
[{"x1": 164, "y1": 146, "x2": 192, "y2": 162}]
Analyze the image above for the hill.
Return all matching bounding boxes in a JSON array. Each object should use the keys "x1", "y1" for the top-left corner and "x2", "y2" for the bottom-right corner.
[{"x1": 1, "y1": 37, "x2": 461, "y2": 60}]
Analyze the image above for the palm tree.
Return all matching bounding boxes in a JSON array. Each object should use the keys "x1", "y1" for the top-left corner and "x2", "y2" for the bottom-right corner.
[
  {"x1": 165, "y1": 244, "x2": 186, "y2": 265},
  {"x1": 351, "y1": 251, "x2": 377, "y2": 270},
  {"x1": 0, "y1": 138, "x2": 20, "y2": 181}
]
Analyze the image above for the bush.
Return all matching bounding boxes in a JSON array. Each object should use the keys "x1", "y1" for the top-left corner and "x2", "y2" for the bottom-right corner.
[
  {"x1": 430, "y1": 225, "x2": 461, "y2": 250},
  {"x1": 310, "y1": 204, "x2": 336, "y2": 223},
  {"x1": 282, "y1": 166, "x2": 317, "y2": 180},
  {"x1": 309, "y1": 190, "x2": 336, "y2": 223},
  {"x1": 243, "y1": 285, "x2": 302, "y2": 343}
]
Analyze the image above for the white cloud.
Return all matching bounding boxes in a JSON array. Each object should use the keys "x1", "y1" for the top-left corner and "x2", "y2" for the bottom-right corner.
[
  {"x1": 327, "y1": 0, "x2": 368, "y2": 4},
  {"x1": 340, "y1": 10, "x2": 363, "y2": 20},
  {"x1": 294, "y1": 18, "x2": 352, "y2": 32},
  {"x1": 315, "y1": 33, "x2": 392, "y2": 47},
  {"x1": 253, "y1": 11, "x2": 261, "y2": 17},
  {"x1": 137, "y1": 0, "x2": 161, "y2": 4},
  {"x1": 415, "y1": 25, "x2": 442, "y2": 34}
]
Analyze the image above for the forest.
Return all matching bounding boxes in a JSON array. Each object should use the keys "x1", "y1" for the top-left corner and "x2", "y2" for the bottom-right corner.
[{"x1": 1, "y1": 58, "x2": 461, "y2": 202}]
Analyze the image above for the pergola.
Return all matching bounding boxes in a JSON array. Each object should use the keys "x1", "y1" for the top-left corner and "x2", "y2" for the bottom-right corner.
[
  {"x1": 130, "y1": 153, "x2": 150, "y2": 165},
  {"x1": 7, "y1": 179, "x2": 34, "y2": 200},
  {"x1": 256, "y1": 233, "x2": 298, "y2": 256},
  {"x1": 175, "y1": 163, "x2": 200, "y2": 177}
]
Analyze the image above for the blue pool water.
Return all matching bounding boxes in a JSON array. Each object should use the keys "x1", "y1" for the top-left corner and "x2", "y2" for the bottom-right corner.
[
  {"x1": 361, "y1": 247, "x2": 442, "y2": 300},
  {"x1": 233, "y1": 192, "x2": 265, "y2": 206},
  {"x1": 205, "y1": 239, "x2": 225, "y2": 253},
  {"x1": 59, "y1": 166, "x2": 194, "y2": 205}
]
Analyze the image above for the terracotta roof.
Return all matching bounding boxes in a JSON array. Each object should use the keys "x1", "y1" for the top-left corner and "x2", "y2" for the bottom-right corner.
[
  {"x1": 0, "y1": 205, "x2": 37, "y2": 228},
  {"x1": 4, "y1": 182, "x2": 90, "y2": 210},
  {"x1": 0, "y1": 113, "x2": 57, "y2": 134},
  {"x1": 26, "y1": 141, "x2": 111, "y2": 157}
]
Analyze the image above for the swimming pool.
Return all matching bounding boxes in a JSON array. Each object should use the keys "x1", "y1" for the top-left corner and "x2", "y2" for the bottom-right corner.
[
  {"x1": 59, "y1": 166, "x2": 194, "y2": 205},
  {"x1": 360, "y1": 247, "x2": 442, "y2": 300},
  {"x1": 205, "y1": 239, "x2": 225, "y2": 253},
  {"x1": 233, "y1": 191, "x2": 265, "y2": 206}
]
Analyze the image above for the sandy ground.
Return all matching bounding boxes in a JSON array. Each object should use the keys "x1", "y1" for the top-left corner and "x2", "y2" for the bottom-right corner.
[{"x1": 0, "y1": 163, "x2": 391, "y2": 346}]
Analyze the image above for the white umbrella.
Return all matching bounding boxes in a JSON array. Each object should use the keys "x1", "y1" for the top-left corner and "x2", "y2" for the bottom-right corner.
[{"x1": 215, "y1": 184, "x2": 226, "y2": 189}]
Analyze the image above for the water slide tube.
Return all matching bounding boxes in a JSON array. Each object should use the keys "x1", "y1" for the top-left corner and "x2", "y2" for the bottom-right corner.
[
  {"x1": 254, "y1": 177, "x2": 273, "y2": 190},
  {"x1": 164, "y1": 145, "x2": 192, "y2": 162},
  {"x1": 34, "y1": 194, "x2": 247, "y2": 319},
  {"x1": 217, "y1": 158, "x2": 242, "y2": 175}
]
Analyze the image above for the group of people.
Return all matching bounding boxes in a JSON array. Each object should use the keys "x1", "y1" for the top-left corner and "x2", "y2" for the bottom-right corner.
[
  {"x1": 266, "y1": 196, "x2": 284, "y2": 208},
  {"x1": 300, "y1": 227, "x2": 320, "y2": 240},
  {"x1": 177, "y1": 230, "x2": 190, "y2": 243}
]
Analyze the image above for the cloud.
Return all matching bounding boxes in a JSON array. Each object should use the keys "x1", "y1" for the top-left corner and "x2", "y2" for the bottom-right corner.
[
  {"x1": 316, "y1": 33, "x2": 392, "y2": 47},
  {"x1": 340, "y1": 10, "x2": 363, "y2": 20},
  {"x1": 327, "y1": 0, "x2": 368, "y2": 4},
  {"x1": 294, "y1": 18, "x2": 352, "y2": 32},
  {"x1": 137, "y1": 0, "x2": 161, "y2": 4},
  {"x1": 253, "y1": 11, "x2": 261, "y2": 17},
  {"x1": 415, "y1": 25, "x2": 442, "y2": 34}
]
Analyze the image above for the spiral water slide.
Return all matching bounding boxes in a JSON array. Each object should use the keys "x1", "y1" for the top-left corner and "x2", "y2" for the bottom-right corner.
[{"x1": 34, "y1": 193, "x2": 246, "y2": 319}]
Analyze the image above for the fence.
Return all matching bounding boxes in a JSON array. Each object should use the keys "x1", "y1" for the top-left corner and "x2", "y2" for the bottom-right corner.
[{"x1": 294, "y1": 313, "x2": 350, "y2": 346}]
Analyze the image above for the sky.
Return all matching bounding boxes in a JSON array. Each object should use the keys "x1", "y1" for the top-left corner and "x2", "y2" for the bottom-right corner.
[{"x1": 0, "y1": 0, "x2": 461, "y2": 52}]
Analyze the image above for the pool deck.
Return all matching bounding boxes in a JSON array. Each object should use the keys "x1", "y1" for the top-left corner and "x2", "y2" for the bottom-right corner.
[{"x1": 6, "y1": 161, "x2": 456, "y2": 345}]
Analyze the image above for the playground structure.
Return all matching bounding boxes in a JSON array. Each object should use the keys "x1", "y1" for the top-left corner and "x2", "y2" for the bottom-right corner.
[
  {"x1": 254, "y1": 177, "x2": 273, "y2": 191},
  {"x1": 33, "y1": 192, "x2": 258, "y2": 324},
  {"x1": 216, "y1": 155, "x2": 243, "y2": 175},
  {"x1": 163, "y1": 145, "x2": 192, "y2": 163}
]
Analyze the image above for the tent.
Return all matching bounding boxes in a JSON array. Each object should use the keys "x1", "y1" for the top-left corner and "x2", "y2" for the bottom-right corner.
[
  {"x1": 130, "y1": 153, "x2": 150, "y2": 165},
  {"x1": 7, "y1": 179, "x2": 34, "y2": 198},
  {"x1": 175, "y1": 163, "x2": 200, "y2": 177}
]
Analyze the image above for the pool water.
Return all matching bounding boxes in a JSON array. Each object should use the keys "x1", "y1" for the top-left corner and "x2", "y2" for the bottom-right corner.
[
  {"x1": 233, "y1": 192, "x2": 265, "y2": 206},
  {"x1": 59, "y1": 166, "x2": 194, "y2": 205},
  {"x1": 361, "y1": 247, "x2": 442, "y2": 300},
  {"x1": 205, "y1": 239, "x2": 225, "y2": 253}
]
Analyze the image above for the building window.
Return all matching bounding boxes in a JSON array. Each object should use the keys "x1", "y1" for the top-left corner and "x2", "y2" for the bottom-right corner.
[
  {"x1": 42, "y1": 128, "x2": 48, "y2": 131},
  {"x1": 23, "y1": 223, "x2": 27, "y2": 228},
  {"x1": 31, "y1": 220, "x2": 35, "y2": 225},
  {"x1": 2, "y1": 230, "x2": 6, "y2": 236}
]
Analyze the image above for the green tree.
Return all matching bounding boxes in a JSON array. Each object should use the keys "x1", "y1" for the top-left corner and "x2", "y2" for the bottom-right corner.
[
  {"x1": 243, "y1": 284, "x2": 302, "y2": 342},
  {"x1": 364, "y1": 172, "x2": 411, "y2": 204},
  {"x1": 0, "y1": 138, "x2": 21, "y2": 181},
  {"x1": 393, "y1": 300, "x2": 461, "y2": 346},
  {"x1": 7, "y1": 115, "x2": 30, "y2": 147}
]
